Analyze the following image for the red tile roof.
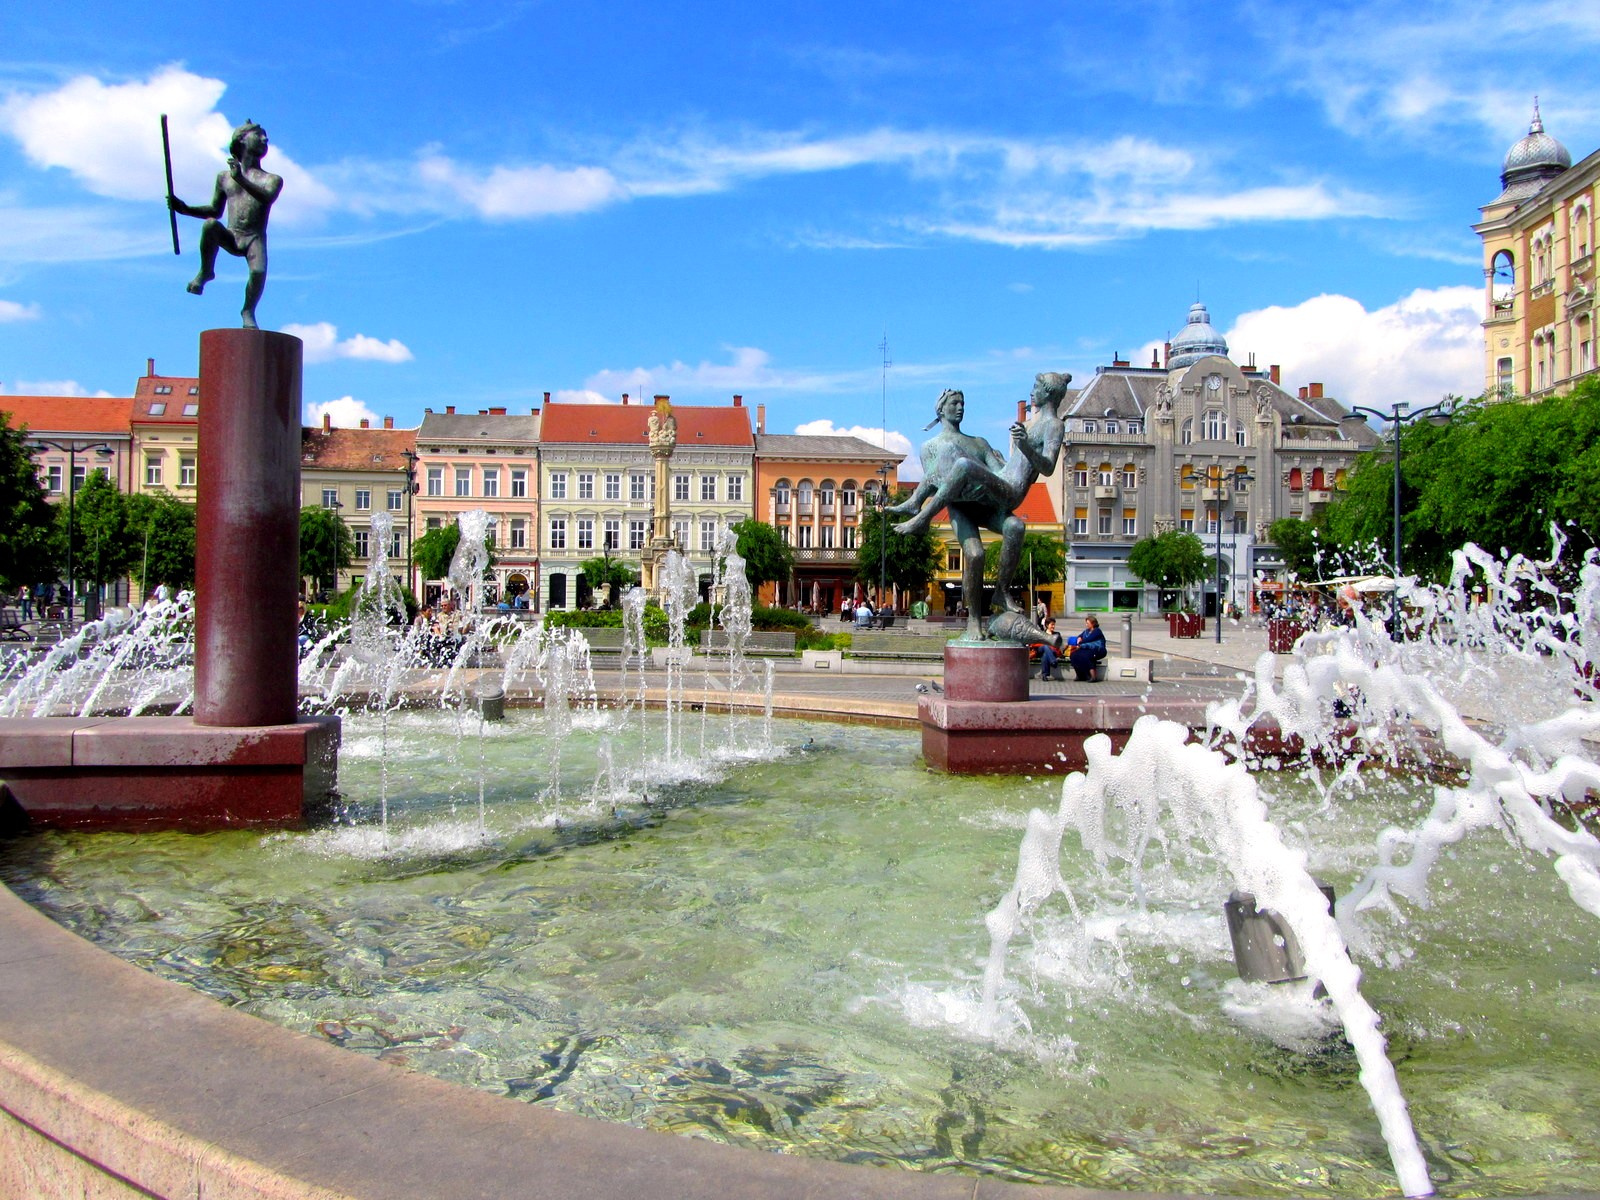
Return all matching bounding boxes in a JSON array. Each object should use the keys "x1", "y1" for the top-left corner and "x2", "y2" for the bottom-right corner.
[
  {"x1": 1, "y1": 395, "x2": 134, "y2": 436},
  {"x1": 301, "y1": 426, "x2": 418, "y2": 471},
  {"x1": 133, "y1": 374, "x2": 201, "y2": 424},
  {"x1": 932, "y1": 481, "x2": 1057, "y2": 526},
  {"x1": 539, "y1": 400, "x2": 753, "y2": 447}
]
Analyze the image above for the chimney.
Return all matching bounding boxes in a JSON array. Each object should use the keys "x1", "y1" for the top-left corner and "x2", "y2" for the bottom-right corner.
[
  {"x1": 1163, "y1": 342, "x2": 1171, "y2": 368},
  {"x1": 383, "y1": 416, "x2": 394, "y2": 429},
  {"x1": 359, "y1": 418, "x2": 370, "y2": 429},
  {"x1": 1298, "y1": 387, "x2": 1308, "y2": 400},
  {"x1": 147, "y1": 358, "x2": 155, "y2": 377},
  {"x1": 732, "y1": 393, "x2": 743, "y2": 407},
  {"x1": 621, "y1": 393, "x2": 629, "y2": 405},
  {"x1": 756, "y1": 403, "x2": 766, "y2": 434},
  {"x1": 1151, "y1": 349, "x2": 1160, "y2": 368},
  {"x1": 1017, "y1": 400, "x2": 1027, "y2": 423},
  {"x1": 424, "y1": 407, "x2": 433, "y2": 414},
  {"x1": 1308, "y1": 382, "x2": 1324, "y2": 399},
  {"x1": 543, "y1": 392, "x2": 550, "y2": 404},
  {"x1": 1112, "y1": 352, "x2": 1129, "y2": 367},
  {"x1": 445, "y1": 405, "x2": 456, "y2": 415},
  {"x1": 322, "y1": 413, "x2": 331, "y2": 431},
  {"x1": 1270, "y1": 364, "x2": 1281, "y2": 385},
  {"x1": 489, "y1": 406, "x2": 507, "y2": 416},
  {"x1": 654, "y1": 394, "x2": 669, "y2": 404}
]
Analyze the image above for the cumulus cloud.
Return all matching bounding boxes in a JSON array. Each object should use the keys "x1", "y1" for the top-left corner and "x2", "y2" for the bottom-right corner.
[
  {"x1": 305, "y1": 395, "x2": 383, "y2": 428},
  {"x1": 0, "y1": 299, "x2": 40, "y2": 322},
  {"x1": 792, "y1": 419, "x2": 916, "y2": 477},
  {"x1": 414, "y1": 156, "x2": 625, "y2": 220},
  {"x1": 281, "y1": 322, "x2": 414, "y2": 365},
  {"x1": 0, "y1": 65, "x2": 336, "y2": 224},
  {"x1": 585, "y1": 345, "x2": 867, "y2": 399},
  {"x1": 1202, "y1": 286, "x2": 1484, "y2": 413},
  {"x1": 550, "y1": 389, "x2": 615, "y2": 405},
  {"x1": 1, "y1": 379, "x2": 111, "y2": 397}
]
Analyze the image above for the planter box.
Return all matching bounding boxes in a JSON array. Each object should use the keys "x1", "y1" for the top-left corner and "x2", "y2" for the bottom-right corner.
[{"x1": 1167, "y1": 613, "x2": 1204, "y2": 638}]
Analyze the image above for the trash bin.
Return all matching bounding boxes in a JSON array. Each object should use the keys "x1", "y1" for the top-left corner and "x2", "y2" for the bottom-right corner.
[{"x1": 1267, "y1": 617, "x2": 1303, "y2": 653}]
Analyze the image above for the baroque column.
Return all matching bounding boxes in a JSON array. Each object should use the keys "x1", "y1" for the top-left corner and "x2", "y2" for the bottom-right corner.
[{"x1": 640, "y1": 394, "x2": 678, "y2": 593}]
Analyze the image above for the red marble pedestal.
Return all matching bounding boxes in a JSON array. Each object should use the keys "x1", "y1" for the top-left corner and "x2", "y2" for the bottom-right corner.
[{"x1": 943, "y1": 643, "x2": 1029, "y2": 702}]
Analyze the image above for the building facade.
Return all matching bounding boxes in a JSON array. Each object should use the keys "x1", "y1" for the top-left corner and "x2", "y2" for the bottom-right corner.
[
  {"x1": 299, "y1": 416, "x2": 417, "y2": 597},
  {"x1": 538, "y1": 395, "x2": 754, "y2": 610},
  {"x1": 131, "y1": 362, "x2": 200, "y2": 504},
  {"x1": 414, "y1": 405, "x2": 542, "y2": 606},
  {"x1": 752, "y1": 405, "x2": 901, "y2": 611},
  {"x1": 1058, "y1": 303, "x2": 1377, "y2": 614},
  {"x1": 1474, "y1": 103, "x2": 1599, "y2": 399}
]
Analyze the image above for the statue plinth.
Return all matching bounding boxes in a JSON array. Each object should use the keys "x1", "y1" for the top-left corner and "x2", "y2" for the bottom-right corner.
[{"x1": 942, "y1": 643, "x2": 1029, "y2": 703}]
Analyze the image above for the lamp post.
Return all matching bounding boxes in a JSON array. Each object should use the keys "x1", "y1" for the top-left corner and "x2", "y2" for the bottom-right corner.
[
  {"x1": 400, "y1": 448, "x2": 419, "y2": 599},
  {"x1": 35, "y1": 439, "x2": 114, "y2": 625},
  {"x1": 876, "y1": 461, "x2": 892, "y2": 610},
  {"x1": 1342, "y1": 399, "x2": 1454, "y2": 636},
  {"x1": 1188, "y1": 463, "x2": 1251, "y2": 644}
]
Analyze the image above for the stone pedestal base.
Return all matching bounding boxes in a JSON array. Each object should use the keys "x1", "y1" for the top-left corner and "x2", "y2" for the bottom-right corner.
[
  {"x1": 943, "y1": 643, "x2": 1029, "y2": 702},
  {"x1": 0, "y1": 715, "x2": 341, "y2": 831},
  {"x1": 920, "y1": 695, "x2": 1213, "y2": 775}
]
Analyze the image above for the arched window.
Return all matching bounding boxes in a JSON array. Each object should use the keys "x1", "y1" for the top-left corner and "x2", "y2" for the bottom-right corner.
[
  {"x1": 1072, "y1": 462, "x2": 1089, "y2": 488},
  {"x1": 1180, "y1": 464, "x2": 1195, "y2": 490},
  {"x1": 819, "y1": 479, "x2": 836, "y2": 512},
  {"x1": 841, "y1": 479, "x2": 858, "y2": 512},
  {"x1": 774, "y1": 478, "x2": 791, "y2": 510},
  {"x1": 1180, "y1": 418, "x2": 1193, "y2": 445},
  {"x1": 797, "y1": 479, "x2": 814, "y2": 514},
  {"x1": 1121, "y1": 462, "x2": 1137, "y2": 489},
  {"x1": 1311, "y1": 467, "x2": 1326, "y2": 490},
  {"x1": 1491, "y1": 249, "x2": 1515, "y2": 309},
  {"x1": 1288, "y1": 467, "x2": 1303, "y2": 492},
  {"x1": 1097, "y1": 462, "x2": 1114, "y2": 486},
  {"x1": 1574, "y1": 205, "x2": 1591, "y2": 261}
]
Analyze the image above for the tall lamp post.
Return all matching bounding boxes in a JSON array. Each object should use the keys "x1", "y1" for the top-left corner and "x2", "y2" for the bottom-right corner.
[
  {"x1": 36, "y1": 439, "x2": 114, "y2": 625},
  {"x1": 876, "y1": 461, "x2": 893, "y2": 610},
  {"x1": 1341, "y1": 399, "x2": 1454, "y2": 635},
  {"x1": 1193, "y1": 463, "x2": 1252, "y2": 644},
  {"x1": 400, "y1": 448, "x2": 419, "y2": 599}
]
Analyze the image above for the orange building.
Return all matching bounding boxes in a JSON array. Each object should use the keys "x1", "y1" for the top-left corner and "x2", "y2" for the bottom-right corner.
[{"x1": 751, "y1": 404, "x2": 901, "y2": 611}]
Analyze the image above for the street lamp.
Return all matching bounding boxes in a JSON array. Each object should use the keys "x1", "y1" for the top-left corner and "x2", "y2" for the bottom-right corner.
[
  {"x1": 876, "y1": 461, "x2": 893, "y2": 610},
  {"x1": 1187, "y1": 463, "x2": 1252, "y2": 644},
  {"x1": 1341, "y1": 399, "x2": 1454, "y2": 636},
  {"x1": 35, "y1": 439, "x2": 114, "y2": 625},
  {"x1": 400, "y1": 448, "x2": 419, "y2": 598}
]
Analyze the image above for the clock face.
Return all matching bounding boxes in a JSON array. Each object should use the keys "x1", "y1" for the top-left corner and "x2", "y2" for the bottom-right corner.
[{"x1": 1206, "y1": 374, "x2": 1222, "y2": 392}]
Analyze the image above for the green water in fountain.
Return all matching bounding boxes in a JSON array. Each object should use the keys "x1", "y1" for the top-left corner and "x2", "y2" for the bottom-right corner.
[{"x1": 2, "y1": 710, "x2": 1596, "y2": 1197}]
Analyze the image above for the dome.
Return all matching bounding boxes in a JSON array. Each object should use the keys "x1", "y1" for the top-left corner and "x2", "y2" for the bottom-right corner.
[
  {"x1": 1168, "y1": 301, "x2": 1229, "y2": 368},
  {"x1": 1501, "y1": 100, "x2": 1571, "y2": 191}
]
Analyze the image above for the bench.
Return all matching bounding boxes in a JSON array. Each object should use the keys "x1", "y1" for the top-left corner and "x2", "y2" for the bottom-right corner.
[
  {"x1": 0, "y1": 608, "x2": 26, "y2": 641},
  {"x1": 568, "y1": 625, "x2": 647, "y2": 668},
  {"x1": 848, "y1": 631, "x2": 949, "y2": 661},
  {"x1": 698, "y1": 630, "x2": 798, "y2": 656}
]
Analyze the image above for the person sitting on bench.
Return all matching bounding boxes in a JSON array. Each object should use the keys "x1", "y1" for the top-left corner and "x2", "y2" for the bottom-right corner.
[{"x1": 1066, "y1": 615, "x2": 1107, "y2": 681}]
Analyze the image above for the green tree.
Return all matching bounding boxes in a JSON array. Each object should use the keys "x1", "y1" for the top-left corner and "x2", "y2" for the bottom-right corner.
[
  {"x1": 61, "y1": 471, "x2": 133, "y2": 592},
  {"x1": 580, "y1": 554, "x2": 640, "y2": 608},
  {"x1": 412, "y1": 523, "x2": 496, "y2": 585},
  {"x1": 299, "y1": 506, "x2": 354, "y2": 596},
  {"x1": 125, "y1": 492, "x2": 197, "y2": 590},
  {"x1": 1127, "y1": 530, "x2": 1211, "y2": 608},
  {"x1": 0, "y1": 415, "x2": 60, "y2": 590},
  {"x1": 1266, "y1": 517, "x2": 1320, "y2": 579},
  {"x1": 855, "y1": 488, "x2": 942, "y2": 596},
  {"x1": 729, "y1": 518, "x2": 794, "y2": 589},
  {"x1": 982, "y1": 530, "x2": 1066, "y2": 584}
]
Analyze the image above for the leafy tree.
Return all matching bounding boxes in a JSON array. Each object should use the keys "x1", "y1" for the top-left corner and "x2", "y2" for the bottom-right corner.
[
  {"x1": 0, "y1": 415, "x2": 60, "y2": 590},
  {"x1": 580, "y1": 554, "x2": 639, "y2": 608},
  {"x1": 1267, "y1": 517, "x2": 1320, "y2": 579},
  {"x1": 982, "y1": 530, "x2": 1066, "y2": 584},
  {"x1": 413, "y1": 524, "x2": 496, "y2": 584},
  {"x1": 299, "y1": 506, "x2": 354, "y2": 595},
  {"x1": 729, "y1": 518, "x2": 794, "y2": 589},
  {"x1": 855, "y1": 487, "x2": 942, "y2": 596},
  {"x1": 61, "y1": 471, "x2": 134, "y2": 591},
  {"x1": 125, "y1": 492, "x2": 197, "y2": 589},
  {"x1": 1127, "y1": 530, "x2": 1211, "y2": 607}
]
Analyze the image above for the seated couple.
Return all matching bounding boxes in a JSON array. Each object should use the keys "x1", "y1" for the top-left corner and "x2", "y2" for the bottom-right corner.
[{"x1": 1037, "y1": 615, "x2": 1106, "y2": 681}]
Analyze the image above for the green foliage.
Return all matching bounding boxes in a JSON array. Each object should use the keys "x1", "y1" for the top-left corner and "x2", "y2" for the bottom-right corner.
[
  {"x1": 796, "y1": 628, "x2": 850, "y2": 651},
  {"x1": 299, "y1": 506, "x2": 355, "y2": 593},
  {"x1": 579, "y1": 554, "x2": 640, "y2": 607},
  {"x1": 413, "y1": 523, "x2": 495, "y2": 584},
  {"x1": 855, "y1": 487, "x2": 942, "y2": 594},
  {"x1": 544, "y1": 603, "x2": 670, "y2": 643},
  {"x1": 728, "y1": 518, "x2": 794, "y2": 588},
  {"x1": 125, "y1": 492, "x2": 197, "y2": 589},
  {"x1": 0, "y1": 415, "x2": 61, "y2": 589},
  {"x1": 1267, "y1": 518, "x2": 1321, "y2": 579},
  {"x1": 686, "y1": 601, "x2": 811, "y2": 632},
  {"x1": 1321, "y1": 380, "x2": 1600, "y2": 580},
  {"x1": 59, "y1": 472, "x2": 131, "y2": 588},
  {"x1": 313, "y1": 581, "x2": 420, "y2": 625},
  {"x1": 982, "y1": 529, "x2": 1067, "y2": 582},
  {"x1": 1126, "y1": 530, "x2": 1211, "y2": 600}
]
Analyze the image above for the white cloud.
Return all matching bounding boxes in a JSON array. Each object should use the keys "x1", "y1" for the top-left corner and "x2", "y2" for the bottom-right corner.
[
  {"x1": 585, "y1": 345, "x2": 867, "y2": 399},
  {"x1": 2, "y1": 379, "x2": 111, "y2": 397},
  {"x1": 281, "y1": 322, "x2": 414, "y2": 365},
  {"x1": 792, "y1": 419, "x2": 916, "y2": 477},
  {"x1": 413, "y1": 155, "x2": 625, "y2": 219},
  {"x1": 305, "y1": 395, "x2": 382, "y2": 428},
  {"x1": 0, "y1": 65, "x2": 336, "y2": 225},
  {"x1": 550, "y1": 389, "x2": 614, "y2": 405},
  {"x1": 1216, "y1": 286, "x2": 1483, "y2": 412},
  {"x1": 0, "y1": 299, "x2": 40, "y2": 322}
]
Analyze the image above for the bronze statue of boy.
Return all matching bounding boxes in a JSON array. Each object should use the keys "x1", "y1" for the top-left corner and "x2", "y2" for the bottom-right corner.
[{"x1": 168, "y1": 120, "x2": 282, "y2": 329}]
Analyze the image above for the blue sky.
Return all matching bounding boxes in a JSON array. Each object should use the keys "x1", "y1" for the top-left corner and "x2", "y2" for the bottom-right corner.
[{"x1": 2, "y1": 1, "x2": 1596, "y2": 465}]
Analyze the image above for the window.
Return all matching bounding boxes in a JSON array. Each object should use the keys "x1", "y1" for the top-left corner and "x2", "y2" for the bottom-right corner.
[
  {"x1": 148, "y1": 402, "x2": 166, "y2": 415},
  {"x1": 947, "y1": 548, "x2": 962, "y2": 571},
  {"x1": 604, "y1": 473, "x2": 621, "y2": 501},
  {"x1": 629, "y1": 519, "x2": 646, "y2": 550},
  {"x1": 455, "y1": 468, "x2": 471, "y2": 497},
  {"x1": 1106, "y1": 420, "x2": 1119, "y2": 435},
  {"x1": 780, "y1": 524, "x2": 791, "y2": 545},
  {"x1": 577, "y1": 518, "x2": 594, "y2": 550},
  {"x1": 603, "y1": 518, "x2": 620, "y2": 550},
  {"x1": 798, "y1": 525, "x2": 813, "y2": 549},
  {"x1": 427, "y1": 466, "x2": 443, "y2": 496},
  {"x1": 1123, "y1": 509, "x2": 1138, "y2": 536},
  {"x1": 630, "y1": 473, "x2": 647, "y2": 501},
  {"x1": 354, "y1": 530, "x2": 370, "y2": 559},
  {"x1": 1236, "y1": 427, "x2": 1247, "y2": 447},
  {"x1": 727, "y1": 474, "x2": 743, "y2": 502},
  {"x1": 182, "y1": 403, "x2": 198, "y2": 417},
  {"x1": 1121, "y1": 465, "x2": 1137, "y2": 489},
  {"x1": 1491, "y1": 249, "x2": 1515, "y2": 308},
  {"x1": 700, "y1": 520, "x2": 716, "y2": 552},
  {"x1": 426, "y1": 516, "x2": 442, "y2": 530},
  {"x1": 1203, "y1": 410, "x2": 1227, "y2": 441},
  {"x1": 549, "y1": 472, "x2": 567, "y2": 499},
  {"x1": 180, "y1": 457, "x2": 196, "y2": 487},
  {"x1": 819, "y1": 483, "x2": 834, "y2": 510},
  {"x1": 510, "y1": 469, "x2": 527, "y2": 498},
  {"x1": 1181, "y1": 419, "x2": 1193, "y2": 445},
  {"x1": 548, "y1": 518, "x2": 566, "y2": 549},
  {"x1": 674, "y1": 474, "x2": 690, "y2": 501},
  {"x1": 482, "y1": 469, "x2": 499, "y2": 498},
  {"x1": 841, "y1": 484, "x2": 856, "y2": 510},
  {"x1": 1072, "y1": 508, "x2": 1088, "y2": 536},
  {"x1": 1098, "y1": 510, "x2": 1113, "y2": 535},
  {"x1": 578, "y1": 473, "x2": 594, "y2": 500},
  {"x1": 1288, "y1": 467, "x2": 1304, "y2": 492},
  {"x1": 510, "y1": 519, "x2": 527, "y2": 550},
  {"x1": 1073, "y1": 464, "x2": 1088, "y2": 488},
  {"x1": 797, "y1": 480, "x2": 813, "y2": 512},
  {"x1": 153, "y1": 385, "x2": 171, "y2": 395},
  {"x1": 1096, "y1": 463, "x2": 1113, "y2": 486},
  {"x1": 355, "y1": 488, "x2": 371, "y2": 511},
  {"x1": 390, "y1": 529, "x2": 403, "y2": 558},
  {"x1": 1127, "y1": 420, "x2": 1142, "y2": 435},
  {"x1": 387, "y1": 489, "x2": 403, "y2": 511},
  {"x1": 1082, "y1": 420, "x2": 1097, "y2": 433},
  {"x1": 322, "y1": 488, "x2": 339, "y2": 508},
  {"x1": 1179, "y1": 509, "x2": 1194, "y2": 532},
  {"x1": 843, "y1": 526, "x2": 856, "y2": 549},
  {"x1": 47, "y1": 464, "x2": 64, "y2": 493},
  {"x1": 673, "y1": 518, "x2": 689, "y2": 547},
  {"x1": 700, "y1": 475, "x2": 717, "y2": 501},
  {"x1": 1180, "y1": 465, "x2": 1195, "y2": 490},
  {"x1": 1496, "y1": 357, "x2": 1513, "y2": 393},
  {"x1": 820, "y1": 525, "x2": 835, "y2": 549}
]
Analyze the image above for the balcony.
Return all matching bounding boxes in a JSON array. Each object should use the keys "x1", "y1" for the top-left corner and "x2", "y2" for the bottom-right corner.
[
  {"x1": 793, "y1": 547, "x2": 856, "y2": 563},
  {"x1": 1307, "y1": 489, "x2": 1333, "y2": 505},
  {"x1": 774, "y1": 501, "x2": 790, "y2": 516},
  {"x1": 1092, "y1": 484, "x2": 1118, "y2": 501}
]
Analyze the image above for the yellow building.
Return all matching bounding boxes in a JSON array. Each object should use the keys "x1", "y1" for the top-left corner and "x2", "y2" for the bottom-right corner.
[
  {"x1": 1474, "y1": 103, "x2": 1599, "y2": 398},
  {"x1": 131, "y1": 361, "x2": 200, "y2": 501}
]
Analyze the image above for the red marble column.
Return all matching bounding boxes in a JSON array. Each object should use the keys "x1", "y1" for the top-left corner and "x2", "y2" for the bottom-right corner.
[{"x1": 194, "y1": 329, "x2": 302, "y2": 726}]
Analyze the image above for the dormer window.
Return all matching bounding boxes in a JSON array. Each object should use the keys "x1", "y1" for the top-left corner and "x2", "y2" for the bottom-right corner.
[
  {"x1": 148, "y1": 402, "x2": 166, "y2": 415},
  {"x1": 1105, "y1": 420, "x2": 1119, "y2": 434},
  {"x1": 1082, "y1": 420, "x2": 1097, "y2": 434},
  {"x1": 182, "y1": 403, "x2": 198, "y2": 416}
]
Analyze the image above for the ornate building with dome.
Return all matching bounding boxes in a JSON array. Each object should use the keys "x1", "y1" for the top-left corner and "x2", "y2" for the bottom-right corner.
[
  {"x1": 1054, "y1": 302, "x2": 1377, "y2": 615},
  {"x1": 1474, "y1": 101, "x2": 1598, "y2": 397}
]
